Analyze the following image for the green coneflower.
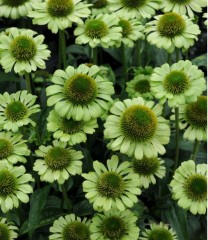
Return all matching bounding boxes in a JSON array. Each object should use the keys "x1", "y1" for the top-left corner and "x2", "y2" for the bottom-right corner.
[
  {"x1": 0, "y1": 27, "x2": 51, "y2": 74},
  {"x1": 90, "y1": 209, "x2": 140, "y2": 240},
  {"x1": 0, "y1": 131, "x2": 30, "y2": 165},
  {"x1": 91, "y1": 0, "x2": 111, "y2": 15},
  {"x1": 49, "y1": 214, "x2": 91, "y2": 240},
  {"x1": 104, "y1": 97, "x2": 170, "y2": 160},
  {"x1": 0, "y1": 90, "x2": 40, "y2": 132},
  {"x1": 140, "y1": 222, "x2": 177, "y2": 240},
  {"x1": 46, "y1": 64, "x2": 114, "y2": 121},
  {"x1": 150, "y1": 60, "x2": 206, "y2": 107},
  {"x1": 170, "y1": 160, "x2": 207, "y2": 215},
  {"x1": 47, "y1": 110, "x2": 98, "y2": 146},
  {"x1": 145, "y1": 12, "x2": 200, "y2": 53},
  {"x1": 82, "y1": 155, "x2": 142, "y2": 212},
  {"x1": 34, "y1": 140, "x2": 83, "y2": 184},
  {"x1": 28, "y1": 0, "x2": 91, "y2": 34},
  {"x1": 0, "y1": 161, "x2": 34, "y2": 213},
  {"x1": 0, "y1": 217, "x2": 18, "y2": 240}
]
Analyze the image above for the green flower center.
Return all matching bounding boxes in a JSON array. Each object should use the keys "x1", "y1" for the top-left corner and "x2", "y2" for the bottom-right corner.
[
  {"x1": 163, "y1": 70, "x2": 190, "y2": 95},
  {"x1": 85, "y1": 19, "x2": 109, "y2": 39},
  {"x1": 2, "y1": 0, "x2": 29, "y2": 7},
  {"x1": 185, "y1": 96, "x2": 207, "y2": 129},
  {"x1": 93, "y1": 0, "x2": 107, "y2": 8},
  {"x1": 157, "y1": 12, "x2": 186, "y2": 38},
  {"x1": 121, "y1": 0, "x2": 146, "y2": 9},
  {"x1": 119, "y1": 19, "x2": 132, "y2": 37},
  {"x1": 62, "y1": 221, "x2": 90, "y2": 240},
  {"x1": 0, "y1": 223, "x2": 10, "y2": 240},
  {"x1": 168, "y1": 0, "x2": 191, "y2": 4},
  {"x1": 10, "y1": 36, "x2": 37, "y2": 61},
  {"x1": 134, "y1": 79, "x2": 151, "y2": 94},
  {"x1": 101, "y1": 216, "x2": 126, "y2": 239},
  {"x1": 0, "y1": 170, "x2": 16, "y2": 196},
  {"x1": 60, "y1": 118, "x2": 83, "y2": 135},
  {"x1": 47, "y1": 0, "x2": 74, "y2": 17},
  {"x1": 184, "y1": 174, "x2": 207, "y2": 201},
  {"x1": 64, "y1": 73, "x2": 97, "y2": 105},
  {"x1": 5, "y1": 101, "x2": 27, "y2": 122},
  {"x1": 0, "y1": 139, "x2": 13, "y2": 160},
  {"x1": 120, "y1": 105, "x2": 158, "y2": 142},
  {"x1": 97, "y1": 172, "x2": 125, "y2": 198},
  {"x1": 149, "y1": 228, "x2": 174, "y2": 240},
  {"x1": 133, "y1": 157, "x2": 160, "y2": 176},
  {"x1": 45, "y1": 147, "x2": 71, "y2": 170}
]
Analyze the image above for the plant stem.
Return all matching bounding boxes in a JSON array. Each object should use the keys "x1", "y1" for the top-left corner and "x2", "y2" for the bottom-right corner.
[
  {"x1": 61, "y1": 184, "x2": 72, "y2": 212},
  {"x1": 121, "y1": 43, "x2": 128, "y2": 92},
  {"x1": 175, "y1": 48, "x2": 180, "y2": 62},
  {"x1": 92, "y1": 47, "x2": 98, "y2": 65},
  {"x1": 25, "y1": 72, "x2": 32, "y2": 93},
  {"x1": 136, "y1": 39, "x2": 142, "y2": 66},
  {"x1": 185, "y1": 50, "x2": 189, "y2": 60},
  {"x1": 167, "y1": 53, "x2": 171, "y2": 65},
  {"x1": 174, "y1": 107, "x2": 179, "y2": 170},
  {"x1": 58, "y1": 30, "x2": 67, "y2": 69},
  {"x1": 190, "y1": 139, "x2": 200, "y2": 162}
]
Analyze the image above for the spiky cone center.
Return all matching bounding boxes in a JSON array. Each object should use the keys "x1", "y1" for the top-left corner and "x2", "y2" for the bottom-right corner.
[
  {"x1": 2, "y1": 0, "x2": 29, "y2": 7},
  {"x1": 10, "y1": 36, "x2": 37, "y2": 61},
  {"x1": 47, "y1": 0, "x2": 74, "y2": 17},
  {"x1": 168, "y1": 0, "x2": 191, "y2": 4},
  {"x1": 121, "y1": 0, "x2": 147, "y2": 8},
  {"x1": 0, "y1": 139, "x2": 13, "y2": 160},
  {"x1": 93, "y1": 0, "x2": 108, "y2": 8},
  {"x1": 64, "y1": 73, "x2": 97, "y2": 105},
  {"x1": 148, "y1": 228, "x2": 174, "y2": 240},
  {"x1": 0, "y1": 170, "x2": 16, "y2": 196},
  {"x1": 120, "y1": 105, "x2": 158, "y2": 142},
  {"x1": 5, "y1": 101, "x2": 27, "y2": 122},
  {"x1": 85, "y1": 19, "x2": 109, "y2": 39},
  {"x1": 133, "y1": 157, "x2": 160, "y2": 176},
  {"x1": 101, "y1": 216, "x2": 126, "y2": 239},
  {"x1": 119, "y1": 19, "x2": 133, "y2": 37},
  {"x1": 45, "y1": 147, "x2": 71, "y2": 170},
  {"x1": 134, "y1": 80, "x2": 151, "y2": 94},
  {"x1": 157, "y1": 12, "x2": 186, "y2": 38},
  {"x1": 62, "y1": 221, "x2": 90, "y2": 240},
  {"x1": 97, "y1": 172, "x2": 125, "y2": 198},
  {"x1": 0, "y1": 223, "x2": 10, "y2": 240},
  {"x1": 60, "y1": 118, "x2": 83, "y2": 134},
  {"x1": 184, "y1": 174, "x2": 207, "y2": 201},
  {"x1": 185, "y1": 96, "x2": 207, "y2": 128},
  {"x1": 163, "y1": 70, "x2": 190, "y2": 95}
]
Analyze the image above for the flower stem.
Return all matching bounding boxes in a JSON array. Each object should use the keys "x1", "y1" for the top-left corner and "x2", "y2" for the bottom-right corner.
[
  {"x1": 175, "y1": 48, "x2": 180, "y2": 62},
  {"x1": 92, "y1": 47, "x2": 98, "y2": 65},
  {"x1": 136, "y1": 39, "x2": 142, "y2": 66},
  {"x1": 190, "y1": 139, "x2": 200, "y2": 162},
  {"x1": 25, "y1": 72, "x2": 32, "y2": 93},
  {"x1": 174, "y1": 107, "x2": 179, "y2": 170},
  {"x1": 61, "y1": 184, "x2": 72, "y2": 212},
  {"x1": 167, "y1": 53, "x2": 172, "y2": 65},
  {"x1": 121, "y1": 43, "x2": 128, "y2": 92},
  {"x1": 185, "y1": 50, "x2": 189, "y2": 60},
  {"x1": 58, "y1": 30, "x2": 67, "y2": 69}
]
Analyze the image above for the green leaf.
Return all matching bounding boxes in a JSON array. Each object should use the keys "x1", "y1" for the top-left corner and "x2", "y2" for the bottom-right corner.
[
  {"x1": 73, "y1": 199, "x2": 95, "y2": 217},
  {"x1": 28, "y1": 185, "x2": 50, "y2": 239},
  {"x1": 191, "y1": 54, "x2": 207, "y2": 67}
]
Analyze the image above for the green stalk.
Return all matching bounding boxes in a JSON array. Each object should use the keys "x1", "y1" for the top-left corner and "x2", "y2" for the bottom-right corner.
[
  {"x1": 58, "y1": 30, "x2": 67, "y2": 69},
  {"x1": 175, "y1": 48, "x2": 180, "y2": 62},
  {"x1": 167, "y1": 53, "x2": 172, "y2": 65},
  {"x1": 121, "y1": 43, "x2": 128, "y2": 92},
  {"x1": 185, "y1": 50, "x2": 189, "y2": 60},
  {"x1": 92, "y1": 47, "x2": 98, "y2": 65},
  {"x1": 136, "y1": 39, "x2": 142, "y2": 66},
  {"x1": 190, "y1": 139, "x2": 200, "y2": 162},
  {"x1": 174, "y1": 107, "x2": 179, "y2": 170},
  {"x1": 25, "y1": 72, "x2": 32, "y2": 93},
  {"x1": 61, "y1": 184, "x2": 72, "y2": 212}
]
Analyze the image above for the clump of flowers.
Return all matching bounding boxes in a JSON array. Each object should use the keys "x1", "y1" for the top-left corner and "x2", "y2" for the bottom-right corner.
[
  {"x1": 170, "y1": 160, "x2": 207, "y2": 215},
  {"x1": 0, "y1": 91, "x2": 40, "y2": 132},
  {"x1": 28, "y1": 0, "x2": 92, "y2": 34},
  {"x1": 74, "y1": 14, "x2": 122, "y2": 48},
  {"x1": 82, "y1": 155, "x2": 142, "y2": 212},
  {"x1": 145, "y1": 12, "x2": 201, "y2": 52},
  {"x1": 104, "y1": 97, "x2": 170, "y2": 160},
  {"x1": 33, "y1": 140, "x2": 83, "y2": 184},
  {"x1": 46, "y1": 64, "x2": 114, "y2": 121},
  {"x1": 150, "y1": 60, "x2": 206, "y2": 107},
  {"x1": 90, "y1": 209, "x2": 140, "y2": 240},
  {"x1": 49, "y1": 214, "x2": 91, "y2": 240},
  {"x1": 0, "y1": 27, "x2": 51, "y2": 74},
  {"x1": 0, "y1": 161, "x2": 34, "y2": 213}
]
